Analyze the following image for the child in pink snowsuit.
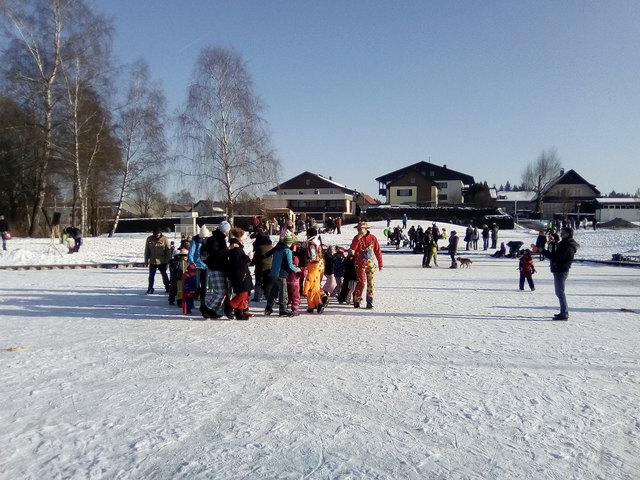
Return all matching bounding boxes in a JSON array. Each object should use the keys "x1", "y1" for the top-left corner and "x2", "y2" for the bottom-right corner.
[{"x1": 287, "y1": 256, "x2": 303, "y2": 316}]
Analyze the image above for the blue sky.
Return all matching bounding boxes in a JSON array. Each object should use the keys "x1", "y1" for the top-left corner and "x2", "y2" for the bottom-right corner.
[{"x1": 96, "y1": 0, "x2": 640, "y2": 198}]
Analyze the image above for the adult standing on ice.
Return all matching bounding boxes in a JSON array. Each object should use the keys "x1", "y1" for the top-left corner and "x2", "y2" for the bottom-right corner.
[
  {"x1": 447, "y1": 230, "x2": 459, "y2": 268},
  {"x1": 199, "y1": 221, "x2": 231, "y2": 319},
  {"x1": 0, "y1": 214, "x2": 9, "y2": 251},
  {"x1": 144, "y1": 226, "x2": 172, "y2": 294},
  {"x1": 349, "y1": 221, "x2": 383, "y2": 309},
  {"x1": 542, "y1": 226, "x2": 579, "y2": 321}
]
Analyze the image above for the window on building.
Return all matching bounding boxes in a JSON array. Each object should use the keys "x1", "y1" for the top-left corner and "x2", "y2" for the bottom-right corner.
[
  {"x1": 306, "y1": 179, "x2": 311, "y2": 186},
  {"x1": 410, "y1": 177, "x2": 416, "y2": 184},
  {"x1": 438, "y1": 194, "x2": 448, "y2": 201},
  {"x1": 397, "y1": 189, "x2": 413, "y2": 196}
]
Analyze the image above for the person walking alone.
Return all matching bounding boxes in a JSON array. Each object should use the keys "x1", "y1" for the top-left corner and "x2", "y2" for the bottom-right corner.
[
  {"x1": 448, "y1": 231, "x2": 459, "y2": 269},
  {"x1": 144, "y1": 226, "x2": 172, "y2": 294}
]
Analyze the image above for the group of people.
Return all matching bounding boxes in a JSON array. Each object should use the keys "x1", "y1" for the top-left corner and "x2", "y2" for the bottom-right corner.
[
  {"x1": 253, "y1": 215, "x2": 344, "y2": 237},
  {"x1": 145, "y1": 215, "x2": 580, "y2": 322},
  {"x1": 144, "y1": 220, "x2": 383, "y2": 320}
]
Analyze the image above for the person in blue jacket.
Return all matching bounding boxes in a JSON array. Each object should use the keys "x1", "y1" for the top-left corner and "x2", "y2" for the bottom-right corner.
[
  {"x1": 188, "y1": 225, "x2": 210, "y2": 304},
  {"x1": 265, "y1": 235, "x2": 300, "y2": 316}
]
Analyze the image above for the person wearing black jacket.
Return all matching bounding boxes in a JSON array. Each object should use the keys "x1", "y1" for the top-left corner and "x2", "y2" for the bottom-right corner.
[
  {"x1": 250, "y1": 230, "x2": 274, "y2": 302},
  {"x1": 0, "y1": 215, "x2": 9, "y2": 251},
  {"x1": 337, "y1": 252, "x2": 357, "y2": 304},
  {"x1": 66, "y1": 226, "x2": 82, "y2": 252},
  {"x1": 535, "y1": 230, "x2": 547, "y2": 261},
  {"x1": 226, "y1": 227, "x2": 254, "y2": 320},
  {"x1": 200, "y1": 221, "x2": 231, "y2": 319},
  {"x1": 448, "y1": 231, "x2": 459, "y2": 269},
  {"x1": 542, "y1": 227, "x2": 580, "y2": 321}
]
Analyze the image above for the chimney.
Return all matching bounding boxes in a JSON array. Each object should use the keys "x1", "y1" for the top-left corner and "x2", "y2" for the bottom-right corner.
[
  {"x1": 443, "y1": 164, "x2": 447, "y2": 169},
  {"x1": 560, "y1": 168, "x2": 565, "y2": 176}
]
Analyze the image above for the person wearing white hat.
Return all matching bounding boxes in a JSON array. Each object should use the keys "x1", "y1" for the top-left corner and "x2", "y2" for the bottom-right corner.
[
  {"x1": 188, "y1": 224, "x2": 211, "y2": 305},
  {"x1": 349, "y1": 221, "x2": 383, "y2": 309},
  {"x1": 199, "y1": 221, "x2": 231, "y2": 319}
]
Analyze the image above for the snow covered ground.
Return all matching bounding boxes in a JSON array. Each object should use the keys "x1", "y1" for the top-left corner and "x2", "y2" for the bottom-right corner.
[{"x1": 1, "y1": 222, "x2": 639, "y2": 479}]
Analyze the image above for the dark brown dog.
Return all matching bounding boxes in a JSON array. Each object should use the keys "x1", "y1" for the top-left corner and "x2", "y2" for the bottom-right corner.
[{"x1": 457, "y1": 257, "x2": 473, "y2": 268}]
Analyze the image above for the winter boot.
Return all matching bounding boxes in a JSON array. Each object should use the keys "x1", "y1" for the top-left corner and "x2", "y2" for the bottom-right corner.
[
  {"x1": 449, "y1": 261, "x2": 458, "y2": 269},
  {"x1": 317, "y1": 294, "x2": 329, "y2": 313}
]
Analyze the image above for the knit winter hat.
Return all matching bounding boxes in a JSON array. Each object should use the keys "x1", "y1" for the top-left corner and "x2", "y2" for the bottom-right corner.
[
  {"x1": 199, "y1": 225, "x2": 211, "y2": 238},
  {"x1": 218, "y1": 221, "x2": 231, "y2": 233},
  {"x1": 283, "y1": 235, "x2": 294, "y2": 246}
]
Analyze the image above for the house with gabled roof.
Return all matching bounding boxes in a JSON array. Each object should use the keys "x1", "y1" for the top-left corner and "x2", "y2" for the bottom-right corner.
[
  {"x1": 263, "y1": 171, "x2": 359, "y2": 222},
  {"x1": 375, "y1": 161, "x2": 476, "y2": 206},
  {"x1": 537, "y1": 169, "x2": 600, "y2": 217}
]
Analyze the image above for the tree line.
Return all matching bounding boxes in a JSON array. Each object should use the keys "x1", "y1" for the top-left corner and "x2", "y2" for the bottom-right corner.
[{"x1": 0, "y1": 0, "x2": 280, "y2": 237}]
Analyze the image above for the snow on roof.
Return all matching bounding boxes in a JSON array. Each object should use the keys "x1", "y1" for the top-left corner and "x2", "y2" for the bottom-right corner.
[
  {"x1": 495, "y1": 191, "x2": 537, "y2": 202},
  {"x1": 596, "y1": 197, "x2": 640, "y2": 204}
]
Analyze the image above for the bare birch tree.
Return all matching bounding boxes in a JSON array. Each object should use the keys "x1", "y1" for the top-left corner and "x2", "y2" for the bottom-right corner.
[
  {"x1": 1, "y1": 0, "x2": 111, "y2": 236},
  {"x1": 0, "y1": 0, "x2": 67, "y2": 235},
  {"x1": 521, "y1": 148, "x2": 562, "y2": 214},
  {"x1": 58, "y1": 5, "x2": 113, "y2": 235},
  {"x1": 177, "y1": 47, "x2": 280, "y2": 223},
  {"x1": 110, "y1": 59, "x2": 168, "y2": 236}
]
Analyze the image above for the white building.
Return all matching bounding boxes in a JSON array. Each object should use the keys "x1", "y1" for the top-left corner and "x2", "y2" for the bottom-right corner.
[{"x1": 595, "y1": 198, "x2": 640, "y2": 224}]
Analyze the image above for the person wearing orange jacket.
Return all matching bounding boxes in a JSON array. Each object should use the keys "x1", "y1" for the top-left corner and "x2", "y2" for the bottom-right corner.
[{"x1": 349, "y1": 221, "x2": 383, "y2": 309}]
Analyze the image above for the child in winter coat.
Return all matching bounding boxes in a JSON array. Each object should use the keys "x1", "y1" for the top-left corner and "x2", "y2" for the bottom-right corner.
[
  {"x1": 518, "y1": 249, "x2": 536, "y2": 291},
  {"x1": 287, "y1": 256, "x2": 303, "y2": 316},
  {"x1": 182, "y1": 264, "x2": 198, "y2": 314},
  {"x1": 66, "y1": 235, "x2": 76, "y2": 254},
  {"x1": 168, "y1": 249, "x2": 189, "y2": 306},
  {"x1": 332, "y1": 247, "x2": 345, "y2": 297},
  {"x1": 227, "y1": 227, "x2": 254, "y2": 320},
  {"x1": 337, "y1": 252, "x2": 357, "y2": 304},
  {"x1": 322, "y1": 246, "x2": 337, "y2": 296}
]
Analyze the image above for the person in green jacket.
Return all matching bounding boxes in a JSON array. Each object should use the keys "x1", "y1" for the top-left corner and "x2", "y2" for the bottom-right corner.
[{"x1": 144, "y1": 226, "x2": 172, "y2": 294}]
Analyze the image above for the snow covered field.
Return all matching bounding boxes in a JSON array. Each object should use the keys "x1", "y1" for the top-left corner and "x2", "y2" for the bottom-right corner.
[{"x1": 1, "y1": 222, "x2": 639, "y2": 479}]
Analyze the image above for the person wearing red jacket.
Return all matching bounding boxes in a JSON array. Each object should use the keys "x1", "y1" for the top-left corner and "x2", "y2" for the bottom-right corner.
[{"x1": 349, "y1": 221, "x2": 383, "y2": 309}]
